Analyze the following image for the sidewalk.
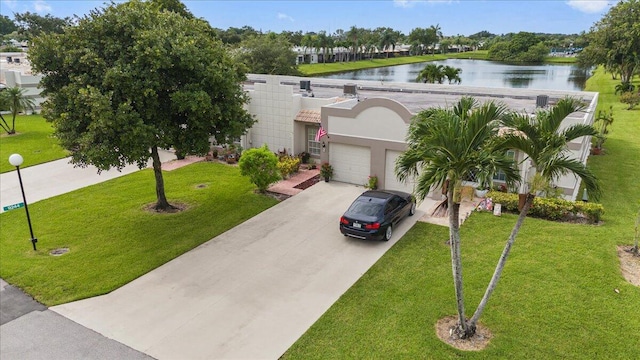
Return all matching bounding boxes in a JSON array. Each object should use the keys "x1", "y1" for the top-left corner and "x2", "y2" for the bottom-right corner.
[{"x1": 0, "y1": 150, "x2": 176, "y2": 213}]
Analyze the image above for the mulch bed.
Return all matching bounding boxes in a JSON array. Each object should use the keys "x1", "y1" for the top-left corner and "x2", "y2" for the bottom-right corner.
[{"x1": 294, "y1": 174, "x2": 320, "y2": 190}]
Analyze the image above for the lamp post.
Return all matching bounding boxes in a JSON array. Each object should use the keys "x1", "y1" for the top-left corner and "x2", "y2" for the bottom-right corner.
[
  {"x1": 582, "y1": 188, "x2": 588, "y2": 203},
  {"x1": 9, "y1": 153, "x2": 37, "y2": 250}
]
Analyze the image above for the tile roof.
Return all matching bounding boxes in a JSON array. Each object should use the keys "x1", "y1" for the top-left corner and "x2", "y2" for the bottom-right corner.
[{"x1": 294, "y1": 109, "x2": 321, "y2": 123}]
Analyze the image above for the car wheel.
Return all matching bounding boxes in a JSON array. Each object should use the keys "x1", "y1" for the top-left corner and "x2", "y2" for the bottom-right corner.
[
  {"x1": 384, "y1": 225, "x2": 393, "y2": 241},
  {"x1": 409, "y1": 202, "x2": 416, "y2": 216}
]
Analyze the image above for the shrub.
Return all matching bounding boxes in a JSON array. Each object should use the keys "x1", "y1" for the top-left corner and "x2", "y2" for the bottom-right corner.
[
  {"x1": 614, "y1": 81, "x2": 635, "y2": 95},
  {"x1": 238, "y1": 145, "x2": 281, "y2": 193},
  {"x1": 486, "y1": 191, "x2": 604, "y2": 224},
  {"x1": 619, "y1": 91, "x2": 640, "y2": 110},
  {"x1": 366, "y1": 175, "x2": 378, "y2": 190},
  {"x1": 277, "y1": 155, "x2": 301, "y2": 178},
  {"x1": 298, "y1": 151, "x2": 311, "y2": 164},
  {"x1": 572, "y1": 202, "x2": 605, "y2": 223}
]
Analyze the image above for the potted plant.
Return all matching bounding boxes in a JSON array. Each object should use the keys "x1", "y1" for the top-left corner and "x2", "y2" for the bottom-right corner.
[
  {"x1": 366, "y1": 175, "x2": 378, "y2": 190},
  {"x1": 320, "y1": 162, "x2": 333, "y2": 182},
  {"x1": 298, "y1": 151, "x2": 311, "y2": 164}
]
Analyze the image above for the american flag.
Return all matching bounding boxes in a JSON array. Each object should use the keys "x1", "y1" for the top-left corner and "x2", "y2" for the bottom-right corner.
[{"x1": 315, "y1": 126, "x2": 327, "y2": 142}]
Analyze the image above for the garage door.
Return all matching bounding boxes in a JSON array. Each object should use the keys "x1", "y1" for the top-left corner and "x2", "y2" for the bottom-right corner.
[
  {"x1": 329, "y1": 143, "x2": 370, "y2": 185},
  {"x1": 385, "y1": 150, "x2": 414, "y2": 193}
]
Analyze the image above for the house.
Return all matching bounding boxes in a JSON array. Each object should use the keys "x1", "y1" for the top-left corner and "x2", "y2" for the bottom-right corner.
[
  {"x1": 0, "y1": 59, "x2": 598, "y2": 201},
  {"x1": 0, "y1": 54, "x2": 45, "y2": 110},
  {"x1": 243, "y1": 75, "x2": 598, "y2": 201}
]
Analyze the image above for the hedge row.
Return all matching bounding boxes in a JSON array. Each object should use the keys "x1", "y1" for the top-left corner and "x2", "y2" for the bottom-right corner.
[{"x1": 487, "y1": 191, "x2": 604, "y2": 223}]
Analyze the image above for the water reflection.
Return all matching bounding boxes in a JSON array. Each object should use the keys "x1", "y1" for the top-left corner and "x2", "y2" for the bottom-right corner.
[{"x1": 322, "y1": 59, "x2": 591, "y2": 91}]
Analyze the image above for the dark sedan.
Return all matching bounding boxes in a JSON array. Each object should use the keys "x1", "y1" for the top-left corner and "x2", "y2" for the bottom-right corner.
[{"x1": 339, "y1": 190, "x2": 416, "y2": 241}]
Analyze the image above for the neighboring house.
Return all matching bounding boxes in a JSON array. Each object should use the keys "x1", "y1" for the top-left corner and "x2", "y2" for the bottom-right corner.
[
  {"x1": 0, "y1": 54, "x2": 44, "y2": 111},
  {"x1": 244, "y1": 75, "x2": 598, "y2": 201}
]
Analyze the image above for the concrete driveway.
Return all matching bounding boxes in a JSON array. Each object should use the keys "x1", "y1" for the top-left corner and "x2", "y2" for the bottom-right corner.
[{"x1": 52, "y1": 181, "x2": 424, "y2": 359}]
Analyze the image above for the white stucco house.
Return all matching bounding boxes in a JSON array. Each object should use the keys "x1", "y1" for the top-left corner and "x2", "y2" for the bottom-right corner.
[
  {"x1": 243, "y1": 75, "x2": 598, "y2": 201},
  {"x1": 0, "y1": 53, "x2": 45, "y2": 110},
  {"x1": 1, "y1": 60, "x2": 598, "y2": 201}
]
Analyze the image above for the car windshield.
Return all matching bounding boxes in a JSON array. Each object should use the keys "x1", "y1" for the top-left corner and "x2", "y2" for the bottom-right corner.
[{"x1": 348, "y1": 199, "x2": 383, "y2": 217}]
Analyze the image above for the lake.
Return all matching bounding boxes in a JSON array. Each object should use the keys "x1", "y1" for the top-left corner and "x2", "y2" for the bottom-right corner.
[{"x1": 321, "y1": 59, "x2": 591, "y2": 91}]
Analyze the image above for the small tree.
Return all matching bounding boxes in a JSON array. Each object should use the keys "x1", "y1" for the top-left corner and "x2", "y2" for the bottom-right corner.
[
  {"x1": 0, "y1": 87, "x2": 35, "y2": 135},
  {"x1": 620, "y1": 91, "x2": 640, "y2": 110},
  {"x1": 238, "y1": 145, "x2": 281, "y2": 193}
]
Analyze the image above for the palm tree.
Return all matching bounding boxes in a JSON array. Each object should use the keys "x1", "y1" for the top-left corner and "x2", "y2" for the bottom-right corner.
[
  {"x1": 416, "y1": 63, "x2": 444, "y2": 84},
  {"x1": 0, "y1": 87, "x2": 35, "y2": 135},
  {"x1": 443, "y1": 65, "x2": 462, "y2": 84},
  {"x1": 317, "y1": 31, "x2": 333, "y2": 63},
  {"x1": 467, "y1": 98, "x2": 602, "y2": 332},
  {"x1": 346, "y1": 26, "x2": 360, "y2": 61},
  {"x1": 428, "y1": 24, "x2": 442, "y2": 55},
  {"x1": 301, "y1": 33, "x2": 314, "y2": 64},
  {"x1": 396, "y1": 97, "x2": 519, "y2": 339}
]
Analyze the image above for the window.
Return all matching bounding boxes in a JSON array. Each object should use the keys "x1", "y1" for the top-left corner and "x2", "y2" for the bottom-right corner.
[
  {"x1": 307, "y1": 126, "x2": 321, "y2": 156},
  {"x1": 493, "y1": 150, "x2": 516, "y2": 182}
]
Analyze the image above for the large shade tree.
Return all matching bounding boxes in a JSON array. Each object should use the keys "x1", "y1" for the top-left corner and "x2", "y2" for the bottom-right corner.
[
  {"x1": 396, "y1": 97, "x2": 519, "y2": 338},
  {"x1": 13, "y1": 11, "x2": 73, "y2": 40},
  {"x1": 235, "y1": 33, "x2": 300, "y2": 75},
  {"x1": 579, "y1": 0, "x2": 640, "y2": 84},
  {"x1": 28, "y1": 0, "x2": 255, "y2": 210}
]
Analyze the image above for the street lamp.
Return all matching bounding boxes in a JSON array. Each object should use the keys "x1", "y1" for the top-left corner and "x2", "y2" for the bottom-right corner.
[{"x1": 8, "y1": 153, "x2": 38, "y2": 250}]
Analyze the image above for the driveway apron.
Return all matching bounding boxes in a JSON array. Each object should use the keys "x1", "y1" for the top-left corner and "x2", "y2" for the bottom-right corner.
[{"x1": 51, "y1": 181, "x2": 423, "y2": 359}]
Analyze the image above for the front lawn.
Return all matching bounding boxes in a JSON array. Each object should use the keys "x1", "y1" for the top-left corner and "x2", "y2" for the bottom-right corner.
[
  {"x1": 0, "y1": 162, "x2": 277, "y2": 305},
  {"x1": 0, "y1": 115, "x2": 68, "y2": 173},
  {"x1": 283, "y1": 67, "x2": 640, "y2": 358}
]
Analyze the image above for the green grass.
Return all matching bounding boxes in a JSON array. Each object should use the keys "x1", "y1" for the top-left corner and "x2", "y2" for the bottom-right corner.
[
  {"x1": 298, "y1": 51, "x2": 489, "y2": 76},
  {"x1": 545, "y1": 56, "x2": 578, "y2": 64},
  {"x1": 0, "y1": 115, "x2": 68, "y2": 173},
  {"x1": 0, "y1": 162, "x2": 277, "y2": 305},
  {"x1": 283, "y1": 68, "x2": 640, "y2": 358},
  {"x1": 299, "y1": 51, "x2": 578, "y2": 76}
]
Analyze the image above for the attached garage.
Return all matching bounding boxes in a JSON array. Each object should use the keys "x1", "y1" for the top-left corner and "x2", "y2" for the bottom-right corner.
[
  {"x1": 329, "y1": 143, "x2": 370, "y2": 185},
  {"x1": 384, "y1": 150, "x2": 414, "y2": 193}
]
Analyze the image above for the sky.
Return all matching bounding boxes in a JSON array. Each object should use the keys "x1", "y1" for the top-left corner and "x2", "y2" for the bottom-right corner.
[{"x1": 0, "y1": 0, "x2": 617, "y2": 36}]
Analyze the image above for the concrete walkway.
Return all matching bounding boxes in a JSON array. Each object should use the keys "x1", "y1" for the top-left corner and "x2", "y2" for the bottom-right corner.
[
  {"x1": 51, "y1": 182, "x2": 426, "y2": 359},
  {"x1": 0, "y1": 150, "x2": 176, "y2": 213}
]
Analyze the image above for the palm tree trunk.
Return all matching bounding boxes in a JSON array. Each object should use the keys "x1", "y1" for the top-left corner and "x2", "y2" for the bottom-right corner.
[
  {"x1": 11, "y1": 112, "x2": 17, "y2": 134},
  {"x1": 633, "y1": 208, "x2": 640, "y2": 256},
  {"x1": 469, "y1": 193, "x2": 535, "y2": 328},
  {"x1": 0, "y1": 114, "x2": 12, "y2": 134},
  {"x1": 151, "y1": 146, "x2": 172, "y2": 210},
  {"x1": 448, "y1": 187, "x2": 469, "y2": 337}
]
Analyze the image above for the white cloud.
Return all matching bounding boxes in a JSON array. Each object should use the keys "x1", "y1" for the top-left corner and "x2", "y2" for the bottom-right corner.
[
  {"x1": 33, "y1": 0, "x2": 52, "y2": 13},
  {"x1": 394, "y1": 0, "x2": 452, "y2": 8},
  {"x1": 277, "y1": 13, "x2": 294, "y2": 22},
  {"x1": 1, "y1": 0, "x2": 17, "y2": 11},
  {"x1": 566, "y1": 0, "x2": 610, "y2": 13}
]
